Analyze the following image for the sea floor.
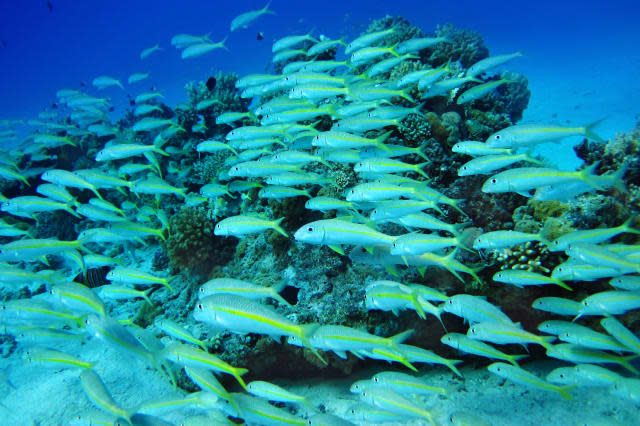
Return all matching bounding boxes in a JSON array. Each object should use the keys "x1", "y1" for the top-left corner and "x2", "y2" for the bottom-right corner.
[{"x1": 1, "y1": 330, "x2": 638, "y2": 426}]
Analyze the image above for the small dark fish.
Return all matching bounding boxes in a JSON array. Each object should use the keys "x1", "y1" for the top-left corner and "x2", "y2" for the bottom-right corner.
[
  {"x1": 206, "y1": 77, "x2": 217, "y2": 91},
  {"x1": 51, "y1": 103, "x2": 57, "y2": 109},
  {"x1": 76, "y1": 266, "x2": 110, "y2": 288},
  {"x1": 129, "y1": 99, "x2": 135, "y2": 106},
  {"x1": 257, "y1": 32, "x2": 264, "y2": 41},
  {"x1": 109, "y1": 106, "x2": 115, "y2": 112},
  {"x1": 47, "y1": 1, "x2": 53, "y2": 12},
  {"x1": 80, "y1": 81, "x2": 86, "y2": 87}
]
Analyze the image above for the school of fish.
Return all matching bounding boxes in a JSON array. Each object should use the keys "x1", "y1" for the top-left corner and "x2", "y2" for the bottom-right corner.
[{"x1": 0, "y1": 2, "x2": 638, "y2": 425}]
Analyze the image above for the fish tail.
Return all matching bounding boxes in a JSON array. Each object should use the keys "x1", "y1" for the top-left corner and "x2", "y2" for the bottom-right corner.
[
  {"x1": 91, "y1": 187, "x2": 105, "y2": 201},
  {"x1": 620, "y1": 355, "x2": 640, "y2": 375},
  {"x1": 154, "y1": 146, "x2": 170, "y2": 156},
  {"x1": 376, "y1": 130, "x2": 394, "y2": 152},
  {"x1": 579, "y1": 161, "x2": 604, "y2": 190},
  {"x1": 399, "y1": 89, "x2": 415, "y2": 103},
  {"x1": 621, "y1": 214, "x2": 640, "y2": 235},
  {"x1": 141, "y1": 288, "x2": 154, "y2": 306},
  {"x1": 271, "y1": 282, "x2": 292, "y2": 307},
  {"x1": 446, "y1": 360, "x2": 463, "y2": 378},
  {"x1": 414, "y1": 162, "x2": 430, "y2": 179},
  {"x1": 389, "y1": 42, "x2": 401, "y2": 57},
  {"x1": 271, "y1": 217, "x2": 288, "y2": 237},
  {"x1": 583, "y1": 118, "x2": 606, "y2": 142},
  {"x1": 66, "y1": 204, "x2": 82, "y2": 219},
  {"x1": 19, "y1": 174, "x2": 30, "y2": 186},
  {"x1": 554, "y1": 279, "x2": 573, "y2": 291},
  {"x1": 389, "y1": 329, "x2": 414, "y2": 346},
  {"x1": 414, "y1": 142, "x2": 429, "y2": 161},
  {"x1": 508, "y1": 354, "x2": 528, "y2": 366},
  {"x1": 263, "y1": 0, "x2": 276, "y2": 15},
  {"x1": 557, "y1": 385, "x2": 574, "y2": 401}
]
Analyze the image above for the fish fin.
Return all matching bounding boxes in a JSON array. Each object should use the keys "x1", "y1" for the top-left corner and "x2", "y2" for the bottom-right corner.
[
  {"x1": 375, "y1": 130, "x2": 394, "y2": 152},
  {"x1": 415, "y1": 162, "x2": 430, "y2": 179},
  {"x1": 271, "y1": 217, "x2": 288, "y2": 237},
  {"x1": 579, "y1": 161, "x2": 605, "y2": 190},
  {"x1": 333, "y1": 350, "x2": 348, "y2": 360},
  {"x1": 298, "y1": 323, "x2": 326, "y2": 365},
  {"x1": 384, "y1": 265, "x2": 400, "y2": 277},
  {"x1": 141, "y1": 288, "x2": 154, "y2": 306},
  {"x1": 583, "y1": 118, "x2": 606, "y2": 142},
  {"x1": 262, "y1": 0, "x2": 276, "y2": 15},
  {"x1": 417, "y1": 267, "x2": 426, "y2": 277},
  {"x1": 557, "y1": 385, "x2": 575, "y2": 401},
  {"x1": 389, "y1": 329, "x2": 414, "y2": 345},
  {"x1": 508, "y1": 354, "x2": 529, "y2": 366},
  {"x1": 328, "y1": 245, "x2": 345, "y2": 255},
  {"x1": 233, "y1": 367, "x2": 249, "y2": 391}
]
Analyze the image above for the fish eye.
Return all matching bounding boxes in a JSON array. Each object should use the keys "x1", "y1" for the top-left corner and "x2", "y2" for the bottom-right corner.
[
  {"x1": 496, "y1": 367, "x2": 501, "y2": 371},
  {"x1": 308, "y1": 227, "x2": 313, "y2": 232},
  {"x1": 448, "y1": 299, "x2": 453, "y2": 304},
  {"x1": 495, "y1": 135, "x2": 501, "y2": 140},
  {"x1": 198, "y1": 304, "x2": 203, "y2": 309},
  {"x1": 559, "y1": 373, "x2": 565, "y2": 378},
  {"x1": 373, "y1": 377, "x2": 379, "y2": 382},
  {"x1": 491, "y1": 179, "x2": 497, "y2": 184},
  {"x1": 471, "y1": 327, "x2": 476, "y2": 333}
]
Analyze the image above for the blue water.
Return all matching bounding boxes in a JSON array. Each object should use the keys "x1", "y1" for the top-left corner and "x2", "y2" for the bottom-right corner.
[{"x1": 2, "y1": 1, "x2": 638, "y2": 160}]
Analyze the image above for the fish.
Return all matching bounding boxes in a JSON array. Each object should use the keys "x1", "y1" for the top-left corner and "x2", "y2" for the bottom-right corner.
[
  {"x1": 92, "y1": 76, "x2": 123, "y2": 90},
  {"x1": 95, "y1": 285, "x2": 152, "y2": 305},
  {"x1": 230, "y1": 1, "x2": 275, "y2": 31},
  {"x1": 369, "y1": 371, "x2": 447, "y2": 397},
  {"x1": 198, "y1": 277, "x2": 291, "y2": 307},
  {"x1": 24, "y1": 347, "x2": 92, "y2": 370},
  {"x1": 1, "y1": 195, "x2": 80, "y2": 219},
  {"x1": 443, "y1": 294, "x2": 515, "y2": 325},
  {"x1": 354, "y1": 157, "x2": 428, "y2": 178},
  {"x1": 549, "y1": 216, "x2": 640, "y2": 252},
  {"x1": 246, "y1": 380, "x2": 309, "y2": 406},
  {"x1": 457, "y1": 78, "x2": 511, "y2": 104},
  {"x1": 458, "y1": 152, "x2": 542, "y2": 176},
  {"x1": 50, "y1": 282, "x2": 106, "y2": 317},
  {"x1": 41, "y1": 169, "x2": 104, "y2": 200},
  {"x1": 468, "y1": 321, "x2": 554, "y2": 349},
  {"x1": 441, "y1": 332, "x2": 527, "y2": 366},
  {"x1": 345, "y1": 28, "x2": 395, "y2": 54},
  {"x1": 154, "y1": 318, "x2": 206, "y2": 350},
  {"x1": 294, "y1": 218, "x2": 396, "y2": 255},
  {"x1": 272, "y1": 32, "x2": 318, "y2": 52},
  {"x1": 214, "y1": 214, "x2": 287, "y2": 237},
  {"x1": 487, "y1": 362, "x2": 572, "y2": 400},
  {"x1": 466, "y1": 52, "x2": 523, "y2": 77},
  {"x1": 106, "y1": 267, "x2": 174, "y2": 292},
  {"x1": 140, "y1": 44, "x2": 162, "y2": 59},
  {"x1": 600, "y1": 317, "x2": 640, "y2": 354},
  {"x1": 482, "y1": 164, "x2": 607, "y2": 195},
  {"x1": 492, "y1": 269, "x2": 572, "y2": 290},
  {"x1": 195, "y1": 294, "x2": 323, "y2": 362},
  {"x1": 171, "y1": 33, "x2": 211, "y2": 49},
  {"x1": 397, "y1": 36, "x2": 448, "y2": 54},
  {"x1": 307, "y1": 38, "x2": 346, "y2": 56},
  {"x1": 359, "y1": 387, "x2": 435, "y2": 425},
  {"x1": 221, "y1": 393, "x2": 305, "y2": 425},
  {"x1": 546, "y1": 343, "x2": 639, "y2": 375},
  {"x1": 80, "y1": 369, "x2": 131, "y2": 422},
  {"x1": 486, "y1": 121, "x2": 604, "y2": 148},
  {"x1": 531, "y1": 296, "x2": 582, "y2": 316},
  {"x1": 128, "y1": 73, "x2": 149, "y2": 84}
]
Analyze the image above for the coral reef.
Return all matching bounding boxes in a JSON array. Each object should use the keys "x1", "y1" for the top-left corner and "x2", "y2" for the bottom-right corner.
[
  {"x1": 431, "y1": 23, "x2": 489, "y2": 68},
  {"x1": 163, "y1": 206, "x2": 235, "y2": 274}
]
